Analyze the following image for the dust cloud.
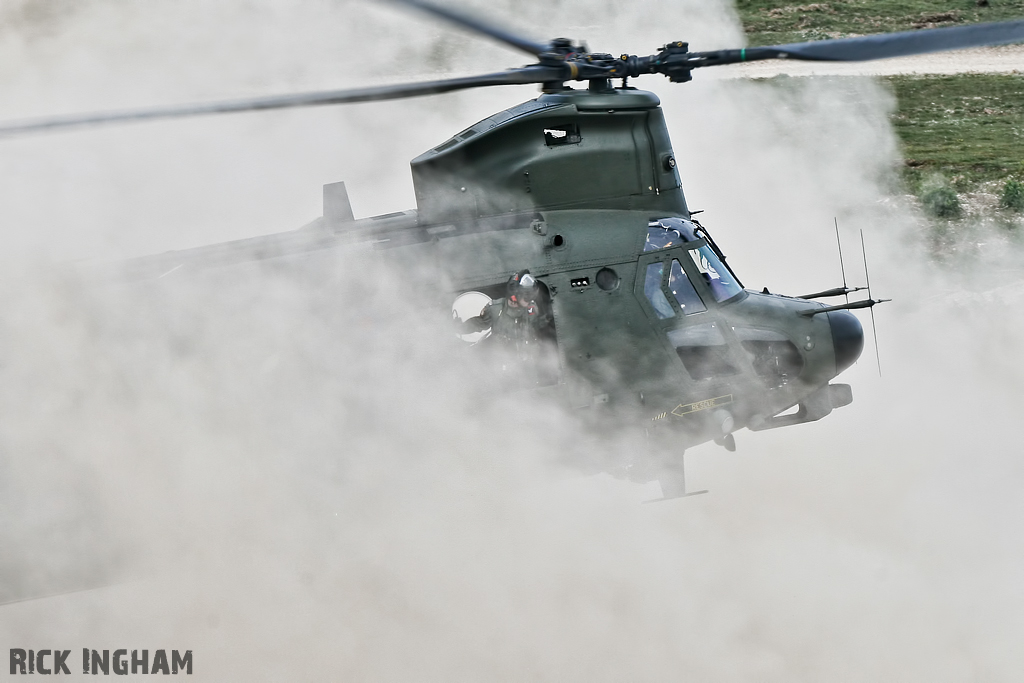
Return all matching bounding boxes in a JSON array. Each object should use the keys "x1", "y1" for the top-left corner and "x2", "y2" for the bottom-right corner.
[{"x1": 2, "y1": 1, "x2": 1024, "y2": 681}]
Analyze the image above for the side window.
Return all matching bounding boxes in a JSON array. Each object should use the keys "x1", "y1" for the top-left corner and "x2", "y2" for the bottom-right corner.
[
  {"x1": 667, "y1": 324, "x2": 739, "y2": 380},
  {"x1": 669, "y1": 260, "x2": 707, "y2": 315},
  {"x1": 644, "y1": 262, "x2": 675, "y2": 319},
  {"x1": 734, "y1": 327, "x2": 803, "y2": 387},
  {"x1": 543, "y1": 124, "x2": 581, "y2": 146}
]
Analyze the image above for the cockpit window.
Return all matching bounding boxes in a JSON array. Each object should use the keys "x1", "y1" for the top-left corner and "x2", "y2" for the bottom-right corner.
[
  {"x1": 644, "y1": 263, "x2": 675, "y2": 319},
  {"x1": 644, "y1": 218, "x2": 697, "y2": 251},
  {"x1": 733, "y1": 327, "x2": 803, "y2": 387},
  {"x1": 644, "y1": 261, "x2": 707, "y2": 319},
  {"x1": 667, "y1": 323, "x2": 739, "y2": 380},
  {"x1": 688, "y1": 246, "x2": 742, "y2": 302},
  {"x1": 646, "y1": 217, "x2": 743, "y2": 302},
  {"x1": 669, "y1": 260, "x2": 706, "y2": 314}
]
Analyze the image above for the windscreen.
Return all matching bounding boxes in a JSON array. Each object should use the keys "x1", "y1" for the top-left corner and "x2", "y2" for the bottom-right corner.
[{"x1": 688, "y1": 245, "x2": 742, "y2": 302}]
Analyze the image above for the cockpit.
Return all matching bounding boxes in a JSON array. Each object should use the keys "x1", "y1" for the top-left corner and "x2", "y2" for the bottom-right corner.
[
  {"x1": 642, "y1": 217, "x2": 743, "y2": 319},
  {"x1": 640, "y1": 216, "x2": 862, "y2": 394}
]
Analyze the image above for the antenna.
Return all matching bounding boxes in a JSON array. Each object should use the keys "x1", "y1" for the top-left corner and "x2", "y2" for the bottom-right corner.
[
  {"x1": 860, "y1": 229, "x2": 882, "y2": 376},
  {"x1": 800, "y1": 219, "x2": 865, "y2": 300},
  {"x1": 835, "y1": 218, "x2": 849, "y2": 304}
]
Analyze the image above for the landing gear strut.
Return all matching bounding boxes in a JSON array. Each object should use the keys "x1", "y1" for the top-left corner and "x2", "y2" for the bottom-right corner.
[{"x1": 646, "y1": 452, "x2": 708, "y2": 502}]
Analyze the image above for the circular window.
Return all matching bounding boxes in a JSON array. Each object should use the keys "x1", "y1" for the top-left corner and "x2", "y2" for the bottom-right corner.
[
  {"x1": 451, "y1": 291, "x2": 493, "y2": 344},
  {"x1": 596, "y1": 267, "x2": 620, "y2": 291}
]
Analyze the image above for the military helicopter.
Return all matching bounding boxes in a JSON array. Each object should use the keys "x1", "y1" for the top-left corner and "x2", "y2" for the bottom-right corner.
[{"x1": 3, "y1": 1, "x2": 1023, "y2": 499}]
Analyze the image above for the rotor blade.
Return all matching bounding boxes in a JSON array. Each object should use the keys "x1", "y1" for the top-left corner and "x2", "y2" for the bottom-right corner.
[
  {"x1": 389, "y1": 0, "x2": 550, "y2": 56},
  {"x1": 687, "y1": 19, "x2": 1024, "y2": 67},
  {"x1": 771, "y1": 19, "x2": 1024, "y2": 61},
  {"x1": 0, "y1": 66, "x2": 560, "y2": 137}
]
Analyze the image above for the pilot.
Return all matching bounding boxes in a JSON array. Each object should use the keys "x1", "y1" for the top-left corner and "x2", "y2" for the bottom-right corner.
[
  {"x1": 456, "y1": 269, "x2": 558, "y2": 388},
  {"x1": 460, "y1": 269, "x2": 551, "y2": 347},
  {"x1": 504, "y1": 270, "x2": 553, "y2": 341},
  {"x1": 506, "y1": 270, "x2": 540, "y2": 317}
]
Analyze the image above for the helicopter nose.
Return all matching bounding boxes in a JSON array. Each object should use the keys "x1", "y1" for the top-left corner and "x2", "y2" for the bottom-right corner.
[{"x1": 828, "y1": 310, "x2": 864, "y2": 374}]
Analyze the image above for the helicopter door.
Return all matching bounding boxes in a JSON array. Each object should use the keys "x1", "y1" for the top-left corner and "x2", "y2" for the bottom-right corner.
[{"x1": 635, "y1": 251, "x2": 740, "y2": 380}]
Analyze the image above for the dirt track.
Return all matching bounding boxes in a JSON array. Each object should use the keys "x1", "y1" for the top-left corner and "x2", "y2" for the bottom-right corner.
[{"x1": 721, "y1": 44, "x2": 1024, "y2": 78}]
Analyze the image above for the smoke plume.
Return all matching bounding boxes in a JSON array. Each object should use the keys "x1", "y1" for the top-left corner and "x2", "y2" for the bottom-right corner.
[{"x1": 2, "y1": 1, "x2": 1023, "y2": 681}]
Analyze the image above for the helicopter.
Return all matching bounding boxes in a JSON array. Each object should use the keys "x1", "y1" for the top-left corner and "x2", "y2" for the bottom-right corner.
[{"x1": 2, "y1": 1, "x2": 1023, "y2": 500}]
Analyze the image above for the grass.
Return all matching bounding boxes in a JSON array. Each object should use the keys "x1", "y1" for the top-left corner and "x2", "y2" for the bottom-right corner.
[
  {"x1": 1003, "y1": 179, "x2": 1024, "y2": 210},
  {"x1": 884, "y1": 74, "x2": 1024, "y2": 192},
  {"x1": 735, "y1": 3, "x2": 1024, "y2": 206},
  {"x1": 736, "y1": 0, "x2": 1024, "y2": 46},
  {"x1": 921, "y1": 179, "x2": 964, "y2": 217}
]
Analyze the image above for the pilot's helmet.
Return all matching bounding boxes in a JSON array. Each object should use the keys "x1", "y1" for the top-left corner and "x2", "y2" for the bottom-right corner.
[{"x1": 507, "y1": 269, "x2": 539, "y2": 305}]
